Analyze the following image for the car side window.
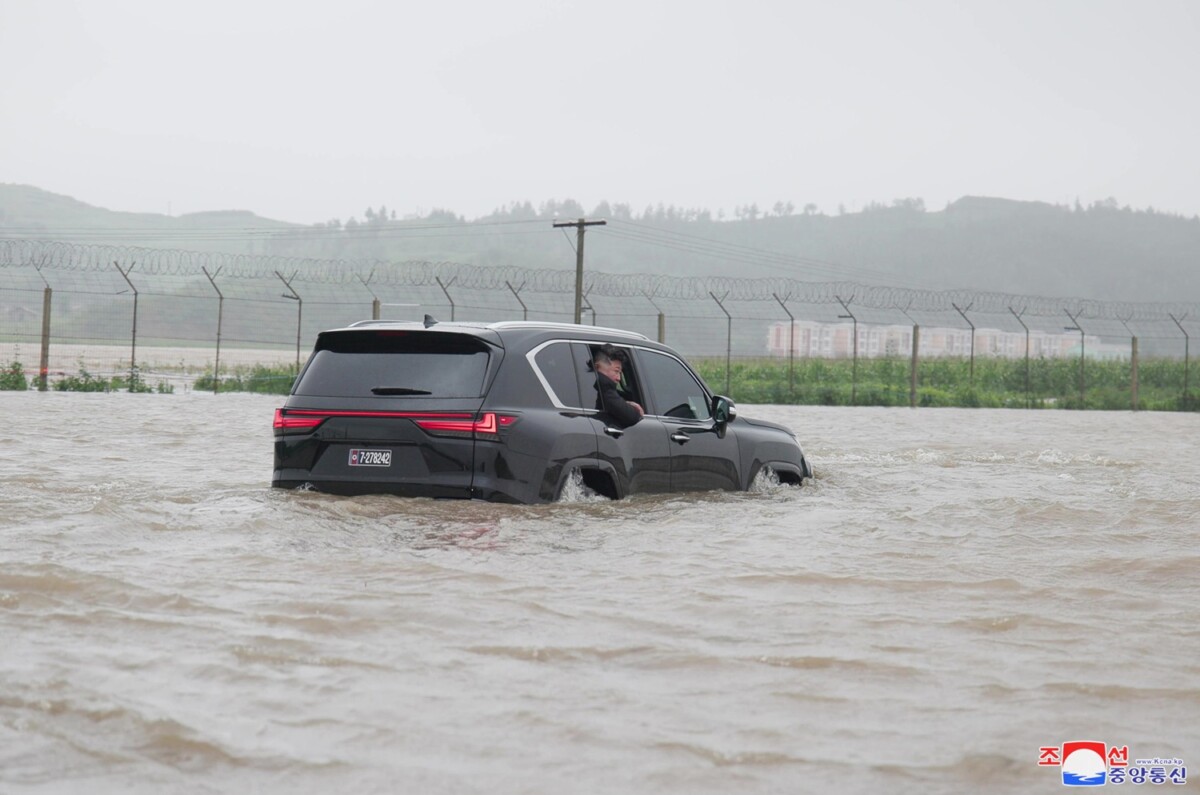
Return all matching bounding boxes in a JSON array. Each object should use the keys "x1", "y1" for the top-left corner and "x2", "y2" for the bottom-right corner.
[
  {"x1": 571, "y1": 343, "x2": 598, "y2": 408},
  {"x1": 638, "y1": 351, "x2": 712, "y2": 420},
  {"x1": 532, "y1": 342, "x2": 583, "y2": 408}
]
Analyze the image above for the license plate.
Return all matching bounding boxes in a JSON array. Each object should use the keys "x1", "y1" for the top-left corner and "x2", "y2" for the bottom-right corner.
[{"x1": 348, "y1": 448, "x2": 392, "y2": 467}]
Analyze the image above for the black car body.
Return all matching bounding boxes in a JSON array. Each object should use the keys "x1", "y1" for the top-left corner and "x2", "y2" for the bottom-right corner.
[{"x1": 273, "y1": 320, "x2": 812, "y2": 503}]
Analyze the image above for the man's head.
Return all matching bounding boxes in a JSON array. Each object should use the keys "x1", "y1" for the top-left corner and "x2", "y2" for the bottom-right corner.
[{"x1": 593, "y1": 344, "x2": 625, "y2": 382}]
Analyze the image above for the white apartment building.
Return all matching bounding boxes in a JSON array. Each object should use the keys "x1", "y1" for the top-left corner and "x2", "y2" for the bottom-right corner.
[{"x1": 766, "y1": 321, "x2": 1110, "y2": 359}]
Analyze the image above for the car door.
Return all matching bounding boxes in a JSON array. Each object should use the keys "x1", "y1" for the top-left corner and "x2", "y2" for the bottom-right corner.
[
  {"x1": 634, "y1": 349, "x2": 740, "y2": 492},
  {"x1": 578, "y1": 342, "x2": 671, "y2": 495},
  {"x1": 524, "y1": 340, "x2": 600, "y2": 491}
]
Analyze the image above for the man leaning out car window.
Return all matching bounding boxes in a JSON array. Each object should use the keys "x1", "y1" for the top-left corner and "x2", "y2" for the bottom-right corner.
[{"x1": 591, "y1": 344, "x2": 643, "y2": 428}]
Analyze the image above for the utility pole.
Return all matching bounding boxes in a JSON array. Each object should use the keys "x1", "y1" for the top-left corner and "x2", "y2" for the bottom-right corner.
[{"x1": 553, "y1": 217, "x2": 606, "y2": 324}]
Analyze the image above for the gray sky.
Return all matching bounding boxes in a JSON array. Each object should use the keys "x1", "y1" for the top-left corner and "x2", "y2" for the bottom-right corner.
[{"x1": 2, "y1": 0, "x2": 1198, "y2": 224}]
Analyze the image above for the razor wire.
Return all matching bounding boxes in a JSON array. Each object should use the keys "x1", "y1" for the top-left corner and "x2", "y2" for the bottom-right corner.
[{"x1": 2, "y1": 238, "x2": 1198, "y2": 322}]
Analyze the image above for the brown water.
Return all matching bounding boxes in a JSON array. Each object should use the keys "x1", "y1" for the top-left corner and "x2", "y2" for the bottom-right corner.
[{"x1": 1, "y1": 392, "x2": 1196, "y2": 794}]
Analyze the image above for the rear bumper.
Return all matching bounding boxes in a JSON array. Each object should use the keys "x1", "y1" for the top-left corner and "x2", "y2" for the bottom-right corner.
[
  {"x1": 272, "y1": 444, "x2": 576, "y2": 505},
  {"x1": 272, "y1": 469, "x2": 474, "y2": 499},
  {"x1": 270, "y1": 476, "x2": 532, "y2": 504}
]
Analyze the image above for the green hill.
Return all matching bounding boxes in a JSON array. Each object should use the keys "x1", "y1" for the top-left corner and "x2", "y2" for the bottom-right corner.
[
  {"x1": 0, "y1": 183, "x2": 294, "y2": 254},
  {"x1": 3, "y1": 184, "x2": 1199, "y2": 303}
]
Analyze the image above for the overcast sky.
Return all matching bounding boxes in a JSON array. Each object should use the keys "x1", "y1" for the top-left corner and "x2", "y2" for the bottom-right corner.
[{"x1": 2, "y1": 0, "x2": 1198, "y2": 224}]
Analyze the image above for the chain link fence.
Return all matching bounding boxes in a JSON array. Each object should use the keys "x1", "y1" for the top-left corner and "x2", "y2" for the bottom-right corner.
[{"x1": 1, "y1": 240, "x2": 1197, "y2": 407}]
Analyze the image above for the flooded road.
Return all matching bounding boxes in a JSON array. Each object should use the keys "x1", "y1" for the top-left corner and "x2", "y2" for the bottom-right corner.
[{"x1": 1, "y1": 392, "x2": 1197, "y2": 794}]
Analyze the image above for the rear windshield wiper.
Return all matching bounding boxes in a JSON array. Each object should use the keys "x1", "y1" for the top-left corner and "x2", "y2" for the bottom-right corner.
[{"x1": 371, "y1": 386, "x2": 433, "y2": 395}]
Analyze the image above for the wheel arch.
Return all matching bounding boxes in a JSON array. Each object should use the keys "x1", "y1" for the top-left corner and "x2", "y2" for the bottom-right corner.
[
  {"x1": 552, "y1": 458, "x2": 623, "y2": 501},
  {"x1": 749, "y1": 459, "x2": 807, "y2": 488}
]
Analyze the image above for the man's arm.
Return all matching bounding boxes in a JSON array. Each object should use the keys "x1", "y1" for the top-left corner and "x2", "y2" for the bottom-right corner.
[{"x1": 597, "y1": 378, "x2": 643, "y2": 427}]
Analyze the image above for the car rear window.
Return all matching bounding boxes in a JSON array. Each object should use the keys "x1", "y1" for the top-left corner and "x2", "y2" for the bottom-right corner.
[{"x1": 293, "y1": 330, "x2": 492, "y2": 398}]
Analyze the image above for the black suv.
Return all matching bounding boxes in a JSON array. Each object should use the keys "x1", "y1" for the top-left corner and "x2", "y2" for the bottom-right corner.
[{"x1": 273, "y1": 319, "x2": 812, "y2": 503}]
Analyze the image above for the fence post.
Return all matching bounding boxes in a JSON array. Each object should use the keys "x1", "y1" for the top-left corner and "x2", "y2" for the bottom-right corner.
[
  {"x1": 356, "y1": 271, "x2": 380, "y2": 320},
  {"x1": 114, "y1": 261, "x2": 139, "y2": 384},
  {"x1": 435, "y1": 276, "x2": 456, "y2": 321},
  {"x1": 1169, "y1": 313, "x2": 1190, "y2": 409},
  {"x1": 709, "y1": 291, "x2": 732, "y2": 396},
  {"x1": 275, "y1": 271, "x2": 303, "y2": 370},
  {"x1": 1131, "y1": 336, "x2": 1139, "y2": 410},
  {"x1": 1119, "y1": 315, "x2": 1138, "y2": 411},
  {"x1": 910, "y1": 325, "x2": 920, "y2": 408},
  {"x1": 1009, "y1": 307, "x2": 1030, "y2": 409},
  {"x1": 899, "y1": 304, "x2": 919, "y2": 408},
  {"x1": 836, "y1": 295, "x2": 857, "y2": 406},
  {"x1": 506, "y1": 281, "x2": 528, "y2": 321},
  {"x1": 582, "y1": 290, "x2": 597, "y2": 326},
  {"x1": 1064, "y1": 308, "x2": 1085, "y2": 408},
  {"x1": 952, "y1": 301, "x2": 975, "y2": 387},
  {"x1": 202, "y1": 266, "x2": 224, "y2": 394},
  {"x1": 34, "y1": 264, "x2": 52, "y2": 391},
  {"x1": 39, "y1": 285, "x2": 53, "y2": 392},
  {"x1": 772, "y1": 293, "x2": 795, "y2": 397},
  {"x1": 644, "y1": 292, "x2": 665, "y2": 343}
]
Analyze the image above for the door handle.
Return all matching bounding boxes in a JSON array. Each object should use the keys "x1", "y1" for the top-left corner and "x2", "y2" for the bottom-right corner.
[
  {"x1": 670, "y1": 432, "x2": 690, "y2": 444},
  {"x1": 604, "y1": 426, "x2": 624, "y2": 438}
]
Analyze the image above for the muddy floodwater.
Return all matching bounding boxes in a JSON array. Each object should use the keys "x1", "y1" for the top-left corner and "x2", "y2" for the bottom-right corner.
[{"x1": 1, "y1": 392, "x2": 1196, "y2": 794}]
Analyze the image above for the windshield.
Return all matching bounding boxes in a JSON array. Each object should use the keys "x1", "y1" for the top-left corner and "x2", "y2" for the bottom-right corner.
[{"x1": 293, "y1": 330, "x2": 491, "y2": 398}]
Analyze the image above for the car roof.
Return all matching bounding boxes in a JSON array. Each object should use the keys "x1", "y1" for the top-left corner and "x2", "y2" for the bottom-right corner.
[{"x1": 338, "y1": 318, "x2": 651, "y2": 343}]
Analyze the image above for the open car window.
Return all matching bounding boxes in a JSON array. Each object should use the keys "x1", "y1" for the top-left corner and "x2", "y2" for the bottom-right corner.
[{"x1": 585, "y1": 344, "x2": 645, "y2": 408}]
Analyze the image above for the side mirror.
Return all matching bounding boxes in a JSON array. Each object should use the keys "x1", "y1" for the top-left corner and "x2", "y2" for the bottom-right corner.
[{"x1": 711, "y1": 395, "x2": 737, "y2": 426}]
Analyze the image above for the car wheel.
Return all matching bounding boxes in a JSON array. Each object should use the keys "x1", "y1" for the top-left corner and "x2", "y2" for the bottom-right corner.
[
  {"x1": 751, "y1": 465, "x2": 782, "y2": 492},
  {"x1": 557, "y1": 467, "x2": 614, "y2": 502},
  {"x1": 752, "y1": 464, "x2": 805, "y2": 491}
]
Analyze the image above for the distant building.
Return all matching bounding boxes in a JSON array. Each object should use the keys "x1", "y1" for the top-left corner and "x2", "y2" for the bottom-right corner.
[{"x1": 766, "y1": 320, "x2": 1117, "y2": 359}]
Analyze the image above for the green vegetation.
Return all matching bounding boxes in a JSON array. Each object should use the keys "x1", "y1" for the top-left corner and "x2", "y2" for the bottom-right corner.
[
  {"x1": 53, "y1": 366, "x2": 112, "y2": 392},
  {"x1": 693, "y1": 356, "x2": 1199, "y2": 411},
  {"x1": 194, "y1": 363, "x2": 297, "y2": 395},
  {"x1": 46, "y1": 362, "x2": 174, "y2": 393},
  {"x1": 6, "y1": 351, "x2": 1194, "y2": 410},
  {"x1": 1, "y1": 360, "x2": 28, "y2": 390}
]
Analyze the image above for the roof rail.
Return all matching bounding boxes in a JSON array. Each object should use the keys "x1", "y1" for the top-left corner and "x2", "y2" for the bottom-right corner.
[
  {"x1": 488, "y1": 320, "x2": 649, "y2": 340},
  {"x1": 342, "y1": 318, "x2": 650, "y2": 341},
  {"x1": 344, "y1": 319, "x2": 496, "y2": 330},
  {"x1": 347, "y1": 319, "x2": 419, "y2": 328}
]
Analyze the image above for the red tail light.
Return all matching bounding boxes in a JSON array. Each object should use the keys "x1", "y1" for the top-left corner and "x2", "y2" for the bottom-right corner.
[
  {"x1": 413, "y1": 412, "x2": 518, "y2": 439},
  {"x1": 274, "y1": 408, "x2": 324, "y2": 430},
  {"x1": 273, "y1": 408, "x2": 516, "y2": 439}
]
